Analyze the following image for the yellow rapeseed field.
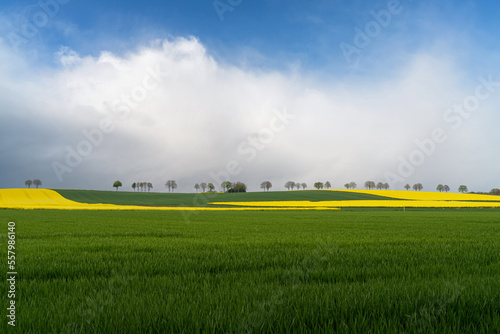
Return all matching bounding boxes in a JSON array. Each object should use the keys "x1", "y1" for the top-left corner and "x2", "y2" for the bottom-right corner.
[
  {"x1": 334, "y1": 189, "x2": 500, "y2": 202},
  {"x1": 2, "y1": 188, "x2": 498, "y2": 210},
  {"x1": 0, "y1": 189, "x2": 338, "y2": 211},
  {"x1": 210, "y1": 189, "x2": 500, "y2": 208},
  {"x1": 210, "y1": 200, "x2": 500, "y2": 208}
]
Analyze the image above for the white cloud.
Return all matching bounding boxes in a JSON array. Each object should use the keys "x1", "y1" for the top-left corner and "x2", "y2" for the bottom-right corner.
[{"x1": 1, "y1": 36, "x2": 499, "y2": 192}]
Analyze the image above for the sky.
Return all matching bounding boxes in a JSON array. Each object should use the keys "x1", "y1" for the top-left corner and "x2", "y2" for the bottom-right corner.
[{"x1": 1, "y1": 0, "x2": 499, "y2": 193}]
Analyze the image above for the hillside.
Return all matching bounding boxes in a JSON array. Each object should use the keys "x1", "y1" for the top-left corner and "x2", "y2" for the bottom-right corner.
[{"x1": 54, "y1": 189, "x2": 396, "y2": 207}]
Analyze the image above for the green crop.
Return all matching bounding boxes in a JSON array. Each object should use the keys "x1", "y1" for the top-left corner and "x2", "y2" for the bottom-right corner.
[{"x1": 0, "y1": 209, "x2": 499, "y2": 333}]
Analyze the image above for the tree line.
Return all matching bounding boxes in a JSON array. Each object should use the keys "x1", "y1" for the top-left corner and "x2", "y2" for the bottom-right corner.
[
  {"x1": 111, "y1": 180, "x2": 177, "y2": 192},
  {"x1": 195, "y1": 181, "x2": 247, "y2": 193},
  {"x1": 24, "y1": 179, "x2": 42, "y2": 188},
  {"x1": 108, "y1": 179, "x2": 500, "y2": 195}
]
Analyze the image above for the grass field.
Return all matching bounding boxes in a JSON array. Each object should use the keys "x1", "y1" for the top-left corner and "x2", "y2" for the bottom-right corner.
[{"x1": 1, "y1": 208, "x2": 499, "y2": 333}]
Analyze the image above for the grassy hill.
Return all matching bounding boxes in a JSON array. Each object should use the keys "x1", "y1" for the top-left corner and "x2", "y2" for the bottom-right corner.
[{"x1": 54, "y1": 189, "x2": 397, "y2": 207}]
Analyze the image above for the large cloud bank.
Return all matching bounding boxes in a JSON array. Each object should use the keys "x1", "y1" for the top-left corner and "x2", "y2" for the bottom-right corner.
[{"x1": 1, "y1": 37, "x2": 499, "y2": 192}]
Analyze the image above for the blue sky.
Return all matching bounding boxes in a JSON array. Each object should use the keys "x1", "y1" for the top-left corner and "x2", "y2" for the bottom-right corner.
[
  {"x1": 1, "y1": 0, "x2": 500, "y2": 192},
  {"x1": 7, "y1": 0, "x2": 499, "y2": 72}
]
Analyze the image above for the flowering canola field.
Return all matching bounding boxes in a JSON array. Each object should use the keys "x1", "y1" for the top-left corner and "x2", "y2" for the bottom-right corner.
[
  {"x1": 0, "y1": 189, "x2": 337, "y2": 210},
  {"x1": 210, "y1": 190, "x2": 500, "y2": 208},
  {"x1": 2, "y1": 188, "x2": 499, "y2": 210}
]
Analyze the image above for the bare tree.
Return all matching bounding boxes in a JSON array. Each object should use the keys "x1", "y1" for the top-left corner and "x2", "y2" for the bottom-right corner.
[
  {"x1": 376, "y1": 182, "x2": 384, "y2": 190},
  {"x1": 165, "y1": 180, "x2": 177, "y2": 193},
  {"x1": 444, "y1": 185, "x2": 450, "y2": 192},
  {"x1": 349, "y1": 182, "x2": 357, "y2": 189},
  {"x1": 412, "y1": 183, "x2": 423, "y2": 191},
  {"x1": 200, "y1": 182, "x2": 207, "y2": 192},
  {"x1": 325, "y1": 181, "x2": 331, "y2": 189},
  {"x1": 25, "y1": 180, "x2": 33, "y2": 188},
  {"x1": 260, "y1": 181, "x2": 272, "y2": 192},
  {"x1": 284, "y1": 181, "x2": 295, "y2": 190},
  {"x1": 194, "y1": 183, "x2": 200, "y2": 193},
  {"x1": 296, "y1": 183, "x2": 301, "y2": 190},
  {"x1": 301, "y1": 183, "x2": 307, "y2": 190},
  {"x1": 33, "y1": 179, "x2": 42, "y2": 188},
  {"x1": 365, "y1": 181, "x2": 375, "y2": 190},
  {"x1": 383, "y1": 183, "x2": 389, "y2": 190}
]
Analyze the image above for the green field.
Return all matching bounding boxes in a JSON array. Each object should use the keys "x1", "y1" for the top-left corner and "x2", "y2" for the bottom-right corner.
[
  {"x1": 1, "y1": 208, "x2": 499, "y2": 333},
  {"x1": 54, "y1": 189, "x2": 397, "y2": 207}
]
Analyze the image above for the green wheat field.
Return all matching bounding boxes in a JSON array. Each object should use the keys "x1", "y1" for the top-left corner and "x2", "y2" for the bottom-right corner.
[{"x1": 1, "y1": 191, "x2": 499, "y2": 332}]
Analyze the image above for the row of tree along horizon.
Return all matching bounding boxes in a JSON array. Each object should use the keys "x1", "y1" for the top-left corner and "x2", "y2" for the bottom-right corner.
[
  {"x1": 111, "y1": 180, "x2": 500, "y2": 195},
  {"x1": 24, "y1": 179, "x2": 42, "y2": 188}
]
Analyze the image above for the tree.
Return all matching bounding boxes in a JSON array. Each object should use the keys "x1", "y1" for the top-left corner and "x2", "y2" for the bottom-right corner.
[
  {"x1": 365, "y1": 181, "x2": 375, "y2": 190},
  {"x1": 33, "y1": 179, "x2": 42, "y2": 188},
  {"x1": 25, "y1": 180, "x2": 32, "y2": 188},
  {"x1": 301, "y1": 183, "x2": 307, "y2": 190},
  {"x1": 383, "y1": 183, "x2": 389, "y2": 190},
  {"x1": 235, "y1": 182, "x2": 247, "y2": 192},
  {"x1": 413, "y1": 183, "x2": 423, "y2": 191},
  {"x1": 284, "y1": 181, "x2": 295, "y2": 190},
  {"x1": 458, "y1": 185, "x2": 468, "y2": 193},
  {"x1": 444, "y1": 185, "x2": 450, "y2": 192},
  {"x1": 132, "y1": 182, "x2": 136, "y2": 192},
  {"x1": 200, "y1": 182, "x2": 207, "y2": 192},
  {"x1": 194, "y1": 183, "x2": 200, "y2": 193},
  {"x1": 296, "y1": 183, "x2": 301, "y2": 190},
  {"x1": 490, "y1": 188, "x2": 500, "y2": 195},
  {"x1": 404, "y1": 184, "x2": 411, "y2": 191},
  {"x1": 314, "y1": 182, "x2": 324, "y2": 190},
  {"x1": 376, "y1": 182, "x2": 384, "y2": 190},
  {"x1": 260, "y1": 181, "x2": 272, "y2": 192},
  {"x1": 165, "y1": 180, "x2": 177, "y2": 193},
  {"x1": 147, "y1": 183, "x2": 153, "y2": 192},
  {"x1": 344, "y1": 183, "x2": 350, "y2": 189},
  {"x1": 349, "y1": 182, "x2": 357, "y2": 189},
  {"x1": 208, "y1": 183, "x2": 215, "y2": 192},
  {"x1": 113, "y1": 181, "x2": 122, "y2": 191},
  {"x1": 325, "y1": 181, "x2": 331, "y2": 189},
  {"x1": 220, "y1": 182, "x2": 227, "y2": 192},
  {"x1": 437, "y1": 184, "x2": 444, "y2": 192},
  {"x1": 228, "y1": 182, "x2": 246, "y2": 193}
]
